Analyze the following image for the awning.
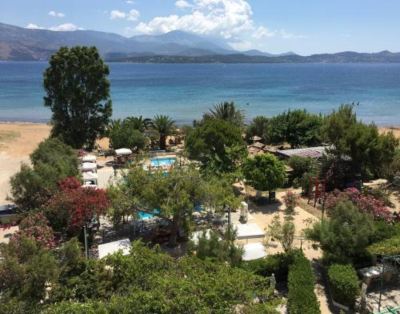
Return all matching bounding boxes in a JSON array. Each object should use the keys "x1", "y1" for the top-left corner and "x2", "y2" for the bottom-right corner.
[
  {"x1": 81, "y1": 162, "x2": 97, "y2": 171},
  {"x1": 82, "y1": 154, "x2": 97, "y2": 162},
  {"x1": 115, "y1": 148, "x2": 133, "y2": 156}
]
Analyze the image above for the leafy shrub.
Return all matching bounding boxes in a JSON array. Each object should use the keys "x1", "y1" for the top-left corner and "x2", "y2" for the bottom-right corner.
[
  {"x1": 367, "y1": 235, "x2": 400, "y2": 256},
  {"x1": 306, "y1": 200, "x2": 375, "y2": 265},
  {"x1": 10, "y1": 138, "x2": 79, "y2": 210},
  {"x1": 288, "y1": 156, "x2": 318, "y2": 184},
  {"x1": 241, "y1": 251, "x2": 297, "y2": 282},
  {"x1": 370, "y1": 221, "x2": 400, "y2": 243},
  {"x1": 283, "y1": 191, "x2": 298, "y2": 214},
  {"x1": 325, "y1": 188, "x2": 393, "y2": 222},
  {"x1": 328, "y1": 264, "x2": 359, "y2": 308},
  {"x1": 287, "y1": 252, "x2": 320, "y2": 314},
  {"x1": 109, "y1": 118, "x2": 148, "y2": 151}
]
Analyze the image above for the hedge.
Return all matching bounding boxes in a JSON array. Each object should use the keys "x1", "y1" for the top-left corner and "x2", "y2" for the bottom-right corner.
[
  {"x1": 241, "y1": 251, "x2": 297, "y2": 282},
  {"x1": 287, "y1": 252, "x2": 320, "y2": 314},
  {"x1": 328, "y1": 264, "x2": 359, "y2": 309}
]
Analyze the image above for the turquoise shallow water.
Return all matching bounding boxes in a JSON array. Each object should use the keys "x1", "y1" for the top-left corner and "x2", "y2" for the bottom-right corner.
[{"x1": 0, "y1": 62, "x2": 400, "y2": 125}]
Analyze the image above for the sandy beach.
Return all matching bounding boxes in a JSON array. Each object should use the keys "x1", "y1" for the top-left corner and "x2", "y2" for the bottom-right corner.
[{"x1": 0, "y1": 123, "x2": 50, "y2": 205}]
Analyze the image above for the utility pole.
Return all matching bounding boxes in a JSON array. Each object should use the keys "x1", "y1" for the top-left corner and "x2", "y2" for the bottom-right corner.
[{"x1": 84, "y1": 224, "x2": 89, "y2": 259}]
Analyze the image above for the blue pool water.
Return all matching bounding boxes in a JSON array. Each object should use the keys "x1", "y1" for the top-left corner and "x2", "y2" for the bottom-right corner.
[
  {"x1": 138, "y1": 209, "x2": 160, "y2": 220},
  {"x1": 150, "y1": 157, "x2": 177, "y2": 167},
  {"x1": 138, "y1": 205, "x2": 203, "y2": 220}
]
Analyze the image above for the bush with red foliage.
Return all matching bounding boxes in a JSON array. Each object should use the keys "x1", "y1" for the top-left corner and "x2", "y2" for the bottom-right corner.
[
  {"x1": 12, "y1": 212, "x2": 56, "y2": 249},
  {"x1": 46, "y1": 177, "x2": 109, "y2": 235},
  {"x1": 325, "y1": 188, "x2": 393, "y2": 222}
]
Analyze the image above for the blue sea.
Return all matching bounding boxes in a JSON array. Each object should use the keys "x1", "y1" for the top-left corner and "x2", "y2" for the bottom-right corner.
[{"x1": 0, "y1": 62, "x2": 400, "y2": 125}]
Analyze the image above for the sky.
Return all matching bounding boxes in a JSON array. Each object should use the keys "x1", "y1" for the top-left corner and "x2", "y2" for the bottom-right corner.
[{"x1": 1, "y1": 0, "x2": 400, "y2": 55}]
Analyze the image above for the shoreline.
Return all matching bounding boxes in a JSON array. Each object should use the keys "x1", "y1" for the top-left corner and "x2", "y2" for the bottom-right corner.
[
  {"x1": 0, "y1": 118, "x2": 400, "y2": 129},
  {"x1": 1, "y1": 120, "x2": 400, "y2": 129}
]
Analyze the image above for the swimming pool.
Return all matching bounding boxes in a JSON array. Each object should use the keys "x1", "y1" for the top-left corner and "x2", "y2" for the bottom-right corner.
[
  {"x1": 138, "y1": 209, "x2": 160, "y2": 220},
  {"x1": 150, "y1": 157, "x2": 176, "y2": 167}
]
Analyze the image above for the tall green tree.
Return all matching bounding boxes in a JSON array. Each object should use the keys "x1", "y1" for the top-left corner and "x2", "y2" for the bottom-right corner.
[
  {"x1": 246, "y1": 116, "x2": 270, "y2": 143},
  {"x1": 118, "y1": 166, "x2": 240, "y2": 246},
  {"x1": 186, "y1": 118, "x2": 247, "y2": 174},
  {"x1": 124, "y1": 116, "x2": 151, "y2": 132},
  {"x1": 306, "y1": 201, "x2": 375, "y2": 264},
  {"x1": 10, "y1": 138, "x2": 79, "y2": 210},
  {"x1": 44, "y1": 46, "x2": 112, "y2": 149},
  {"x1": 268, "y1": 109, "x2": 323, "y2": 147},
  {"x1": 242, "y1": 154, "x2": 286, "y2": 200},
  {"x1": 108, "y1": 118, "x2": 147, "y2": 151},
  {"x1": 323, "y1": 104, "x2": 399, "y2": 180},
  {"x1": 203, "y1": 101, "x2": 245, "y2": 127},
  {"x1": 151, "y1": 115, "x2": 175, "y2": 150},
  {"x1": 0, "y1": 236, "x2": 59, "y2": 304}
]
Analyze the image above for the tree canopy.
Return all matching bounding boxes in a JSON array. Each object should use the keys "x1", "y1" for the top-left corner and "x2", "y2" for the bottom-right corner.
[
  {"x1": 268, "y1": 109, "x2": 324, "y2": 148},
  {"x1": 323, "y1": 104, "x2": 399, "y2": 180},
  {"x1": 113, "y1": 165, "x2": 241, "y2": 246},
  {"x1": 151, "y1": 115, "x2": 176, "y2": 150},
  {"x1": 203, "y1": 101, "x2": 245, "y2": 127},
  {"x1": 242, "y1": 154, "x2": 286, "y2": 193},
  {"x1": 108, "y1": 118, "x2": 147, "y2": 151},
  {"x1": 186, "y1": 118, "x2": 247, "y2": 174},
  {"x1": 10, "y1": 138, "x2": 79, "y2": 210},
  {"x1": 44, "y1": 46, "x2": 112, "y2": 149},
  {"x1": 246, "y1": 116, "x2": 270, "y2": 143},
  {"x1": 306, "y1": 200, "x2": 375, "y2": 264}
]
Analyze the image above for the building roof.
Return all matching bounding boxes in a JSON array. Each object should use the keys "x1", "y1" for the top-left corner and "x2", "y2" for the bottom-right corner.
[
  {"x1": 235, "y1": 223, "x2": 265, "y2": 240},
  {"x1": 250, "y1": 142, "x2": 265, "y2": 149},
  {"x1": 98, "y1": 239, "x2": 131, "y2": 259},
  {"x1": 242, "y1": 242, "x2": 267, "y2": 261},
  {"x1": 276, "y1": 146, "x2": 327, "y2": 159}
]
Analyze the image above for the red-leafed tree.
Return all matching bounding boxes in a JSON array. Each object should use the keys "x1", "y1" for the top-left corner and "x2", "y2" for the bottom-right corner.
[
  {"x1": 12, "y1": 212, "x2": 56, "y2": 249},
  {"x1": 325, "y1": 188, "x2": 393, "y2": 222},
  {"x1": 46, "y1": 177, "x2": 109, "y2": 235}
]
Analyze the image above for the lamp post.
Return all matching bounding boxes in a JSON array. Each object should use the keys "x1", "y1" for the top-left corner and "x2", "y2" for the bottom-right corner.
[{"x1": 84, "y1": 224, "x2": 88, "y2": 259}]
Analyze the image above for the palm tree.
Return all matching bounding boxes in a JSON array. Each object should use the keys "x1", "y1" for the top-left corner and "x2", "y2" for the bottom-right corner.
[
  {"x1": 204, "y1": 101, "x2": 245, "y2": 127},
  {"x1": 151, "y1": 115, "x2": 176, "y2": 150},
  {"x1": 125, "y1": 116, "x2": 152, "y2": 132}
]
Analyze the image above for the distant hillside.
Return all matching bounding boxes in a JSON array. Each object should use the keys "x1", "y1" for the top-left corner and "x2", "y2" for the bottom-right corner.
[
  {"x1": 107, "y1": 51, "x2": 400, "y2": 63},
  {"x1": 0, "y1": 22, "x2": 235, "y2": 61},
  {"x1": 1, "y1": 22, "x2": 400, "y2": 63}
]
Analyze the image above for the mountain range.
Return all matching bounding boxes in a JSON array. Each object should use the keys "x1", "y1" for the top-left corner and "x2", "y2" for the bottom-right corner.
[{"x1": 1, "y1": 22, "x2": 400, "y2": 63}]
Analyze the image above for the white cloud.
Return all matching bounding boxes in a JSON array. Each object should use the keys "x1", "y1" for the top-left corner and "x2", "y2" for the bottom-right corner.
[
  {"x1": 133, "y1": 0, "x2": 305, "y2": 50},
  {"x1": 175, "y1": 0, "x2": 191, "y2": 9},
  {"x1": 48, "y1": 11, "x2": 65, "y2": 18},
  {"x1": 26, "y1": 23, "x2": 44, "y2": 30},
  {"x1": 127, "y1": 9, "x2": 140, "y2": 21},
  {"x1": 25, "y1": 23, "x2": 82, "y2": 32},
  {"x1": 110, "y1": 10, "x2": 126, "y2": 20},
  {"x1": 126, "y1": 0, "x2": 134, "y2": 4},
  {"x1": 110, "y1": 9, "x2": 140, "y2": 21},
  {"x1": 49, "y1": 23, "x2": 82, "y2": 31}
]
